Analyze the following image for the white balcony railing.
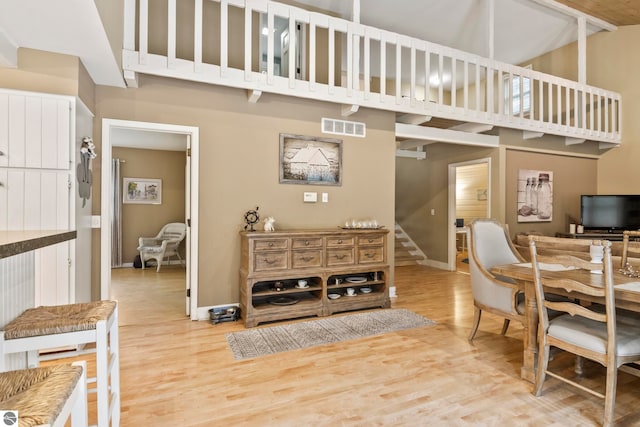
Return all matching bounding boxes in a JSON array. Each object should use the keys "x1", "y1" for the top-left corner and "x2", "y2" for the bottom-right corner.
[{"x1": 122, "y1": 0, "x2": 621, "y2": 145}]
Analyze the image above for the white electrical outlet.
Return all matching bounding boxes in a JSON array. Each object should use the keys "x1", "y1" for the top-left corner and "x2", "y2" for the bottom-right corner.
[
  {"x1": 303, "y1": 192, "x2": 317, "y2": 203},
  {"x1": 321, "y1": 192, "x2": 329, "y2": 203},
  {"x1": 430, "y1": 209, "x2": 436, "y2": 216}
]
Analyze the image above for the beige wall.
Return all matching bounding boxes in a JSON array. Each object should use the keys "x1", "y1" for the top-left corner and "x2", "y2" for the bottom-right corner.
[
  {"x1": 525, "y1": 25, "x2": 640, "y2": 195},
  {"x1": 94, "y1": 74, "x2": 396, "y2": 306},
  {"x1": 112, "y1": 147, "x2": 186, "y2": 264},
  {"x1": 505, "y1": 150, "x2": 597, "y2": 238}
]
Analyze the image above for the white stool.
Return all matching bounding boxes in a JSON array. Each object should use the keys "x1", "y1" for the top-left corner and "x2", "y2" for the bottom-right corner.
[
  {"x1": 0, "y1": 361, "x2": 88, "y2": 427},
  {"x1": 0, "y1": 301, "x2": 120, "y2": 427}
]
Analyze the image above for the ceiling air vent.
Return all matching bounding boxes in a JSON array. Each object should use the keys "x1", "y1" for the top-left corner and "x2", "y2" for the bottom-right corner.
[{"x1": 321, "y1": 118, "x2": 366, "y2": 138}]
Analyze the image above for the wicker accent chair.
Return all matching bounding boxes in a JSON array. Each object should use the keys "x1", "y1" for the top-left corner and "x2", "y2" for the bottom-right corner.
[
  {"x1": 0, "y1": 362, "x2": 87, "y2": 427},
  {"x1": 466, "y1": 219, "x2": 526, "y2": 341},
  {"x1": 137, "y1": 222, "x2": 187, "y2": 272},
  {"x1": 529, "y1": 240, "x2": 640, "y2": 427},
  {"x1": 0, "y1": 301, "x2": 120, "y2": 427}
]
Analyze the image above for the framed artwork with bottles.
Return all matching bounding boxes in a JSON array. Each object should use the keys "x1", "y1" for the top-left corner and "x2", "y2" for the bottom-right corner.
[{"x1": 517, "y1": 169, "x2": 553, "y2": 223}]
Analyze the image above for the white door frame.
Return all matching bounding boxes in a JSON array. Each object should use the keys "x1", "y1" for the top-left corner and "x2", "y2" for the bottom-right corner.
[
  {"x1": 447, "y1": 158, "x2": 491, "y2": 271},
  {"x1": 101, "y1": 119, "x2": 200, "y2": 320}
]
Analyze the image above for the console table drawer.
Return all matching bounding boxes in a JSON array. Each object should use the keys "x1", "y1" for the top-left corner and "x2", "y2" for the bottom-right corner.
[
  {"x1": 291, "y1": 250, "x2": 323, "y2": 268},
  {"x1": 254, "y1": 251, "x2": 288, "y2": 271},
  {"x1": 358, "y1": 235, "x2": 385, "y2": 246},
  {"x1": 326, "y1": 236, "x2": 355, "y2": 247},
  {"x1": 254, "y1": 239, "x2": 288, "y2": 251},
  {"x1": 292, "y1": 237, "x2": 322, "y2": 249},
  {"x1": 326, "y1": 248, "x2": 355, "y2": 266},
  {"x1": 358, "y1": 246, "x2": 384, "y2": 263}
]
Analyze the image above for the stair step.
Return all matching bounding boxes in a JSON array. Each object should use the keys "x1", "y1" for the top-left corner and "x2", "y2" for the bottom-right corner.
[
  {"x1": 395, "y1": 259, "x2": 423, "y2": 267},
  {"x1": 395, "y1": 236, "x2": 409, "y2": 243},
  {"x1": 395, "y1": 253, "x2": 425, "y2": 262}
]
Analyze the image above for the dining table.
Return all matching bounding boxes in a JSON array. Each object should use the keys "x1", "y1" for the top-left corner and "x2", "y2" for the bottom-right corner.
[{"x1": 490, "y1": 261, "x2": 640, "y2": 383}]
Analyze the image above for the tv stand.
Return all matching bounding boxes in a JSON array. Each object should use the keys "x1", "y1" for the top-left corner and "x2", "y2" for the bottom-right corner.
[{"x1": 556, "y1": 232, "x2": 625, "y2": 241}]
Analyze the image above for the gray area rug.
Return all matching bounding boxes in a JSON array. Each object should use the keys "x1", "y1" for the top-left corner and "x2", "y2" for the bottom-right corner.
[{"x1": 226, "y1": 309, "x2": 436, "y2": 360}]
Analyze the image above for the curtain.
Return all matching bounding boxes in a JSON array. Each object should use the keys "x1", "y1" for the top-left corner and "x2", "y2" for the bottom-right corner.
[{"x1": 111, "y1": 159, "x2": 123, "y2": 267}]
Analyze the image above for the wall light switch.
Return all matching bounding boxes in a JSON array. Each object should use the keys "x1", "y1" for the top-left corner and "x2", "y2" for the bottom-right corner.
[
  {"x1": 90, "y1": 215, "x2": 101, "y2": 228},
  {"x1": 321, "y1": 192, "x2": 329, "y2": 203},
  {"x1": 430, "y1": 209, "x2": 436, "y2": 216},
  {"x1": 303, "y1": 192, "x2": 317, "y2": 203}
]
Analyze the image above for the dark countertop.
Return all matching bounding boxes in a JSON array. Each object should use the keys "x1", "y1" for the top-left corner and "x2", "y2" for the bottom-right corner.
[{"x1": 0, "y1": 230, "x2": 77, "y2": 259}]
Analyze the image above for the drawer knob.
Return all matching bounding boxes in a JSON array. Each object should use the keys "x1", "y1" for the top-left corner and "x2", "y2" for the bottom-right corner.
[
  {"x1": 301, "y1": 256, "x2": 312, "y2": 261},
  {"x1": 368, "y1": 238, "x2": 374, "y2": 243},
  {"x1": 365, "y1": 253, "x2": 375, "y2": 258},
  {"x1": 335, "y1": 254, "x2": 346, "y2": 260},
  {"x1": 337, "y1": 239, "x2": 343, "y2": 244},
  {"x1": 305, "y1": 240, "x2": 309, "y2": 245},
  {"x1": 268, "y1": 242, "x2": 274, "y2": 247},
  {"x1": 264, "y1": 258, "x2": 276, "y2": 264}
]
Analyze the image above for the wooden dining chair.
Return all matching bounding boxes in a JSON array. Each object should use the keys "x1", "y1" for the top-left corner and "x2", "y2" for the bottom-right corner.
[
  {"x1": 466, "y1": 219, "x2": 526, "y2": 341},
  {"x1": 529, "y1": 239, "x2": 640, "y2": 427},
  {"x1": 620, "y1": 230, "x2": 640, "y2": 268}
]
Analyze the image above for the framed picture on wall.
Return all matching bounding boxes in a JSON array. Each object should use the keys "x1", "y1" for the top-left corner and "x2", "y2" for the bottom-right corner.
[
  {"x1": 123, "y1": 177, "x2": 162, "y2": 204},
  {"x1": 517, "y1": 169, "x2": 553, "y2": 222},
  {"x1": 279, "y1": 133, "x2": 342, "y2": 186}
]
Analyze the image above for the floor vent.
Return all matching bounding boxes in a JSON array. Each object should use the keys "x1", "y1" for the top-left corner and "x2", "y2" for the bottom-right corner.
[{"x1": 321, "y1": 118, "x2": 366, "y2": 138}]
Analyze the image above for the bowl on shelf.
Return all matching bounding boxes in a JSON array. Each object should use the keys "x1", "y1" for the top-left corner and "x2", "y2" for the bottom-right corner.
[
  {"x1": 328, "y1": 293, "x2": 341, "y2": 300},
  {"x1": 360, "y1": 287, "x2": 372, "y2": 294}
]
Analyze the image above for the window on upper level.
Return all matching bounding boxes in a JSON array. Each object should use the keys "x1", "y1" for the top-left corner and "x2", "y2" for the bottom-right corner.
[{"x1": 504, "y1": 65, "x2": 531, "y2": 116}]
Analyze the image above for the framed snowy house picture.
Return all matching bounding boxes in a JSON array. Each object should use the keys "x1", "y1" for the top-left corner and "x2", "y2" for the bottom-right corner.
[{"x1": 279, "y1": 133, "x2": 342, "y2": 186}]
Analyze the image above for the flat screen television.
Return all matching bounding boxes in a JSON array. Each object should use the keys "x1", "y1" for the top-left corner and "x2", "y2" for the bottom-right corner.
[{"x1": 580, "y1": 195, "x2": 640, "y2": 232}]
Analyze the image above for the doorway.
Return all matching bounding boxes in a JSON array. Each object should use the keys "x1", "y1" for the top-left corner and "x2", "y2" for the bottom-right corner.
[
  {"x1": 101, "y1": 119, "x2": 200, "y2": 320},
  {"x1": 447, "y1": 158, "x2": 491, "y2": 271}
]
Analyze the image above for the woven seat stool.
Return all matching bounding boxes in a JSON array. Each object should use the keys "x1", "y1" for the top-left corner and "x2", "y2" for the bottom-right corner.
[
  {"x1": 0, "y1": 301, "x2": 120, "y2": 427},
  {"x1": 0, "y1": 361, "x2": 87, "y2": 427}
]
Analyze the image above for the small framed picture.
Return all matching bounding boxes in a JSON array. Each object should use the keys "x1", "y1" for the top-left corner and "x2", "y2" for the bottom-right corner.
[{"x1": 123, "y1": 178, "x2": 162, "y2": 204}]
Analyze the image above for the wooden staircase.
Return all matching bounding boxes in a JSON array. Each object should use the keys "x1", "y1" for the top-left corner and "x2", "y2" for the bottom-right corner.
[{"x1": 394, "y1": 225, "x2": 426, "y2": 266}]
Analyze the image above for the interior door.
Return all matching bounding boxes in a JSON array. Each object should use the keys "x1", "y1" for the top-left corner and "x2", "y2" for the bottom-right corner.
[{"x1": 185, "y1": 136, "x2": 191, "y2": 316}]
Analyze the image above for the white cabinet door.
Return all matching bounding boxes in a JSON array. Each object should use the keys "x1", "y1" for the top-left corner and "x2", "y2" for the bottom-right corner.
[
  {"x1": 0, "y1": 89, "x2": 75, "y2": 308},
  {"x1": 1, "y1": 93, "x2": 71, "y2": 170},
  {"x1": 35, "y1": 241, "x2": 70, "y2": 306},
  {"x1": 0, "y1": 93, "x2": 8, "y2": 167}
]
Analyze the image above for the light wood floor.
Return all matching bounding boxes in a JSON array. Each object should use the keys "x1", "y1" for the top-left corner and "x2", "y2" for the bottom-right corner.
[{"x1": 104, "y1": 264, "x2": 640, "y2": 426}]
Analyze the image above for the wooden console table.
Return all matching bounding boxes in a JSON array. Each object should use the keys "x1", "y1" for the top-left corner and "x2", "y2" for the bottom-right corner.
[{"x1": 239, "y1": 228, "x2": 390, "y2": 327}]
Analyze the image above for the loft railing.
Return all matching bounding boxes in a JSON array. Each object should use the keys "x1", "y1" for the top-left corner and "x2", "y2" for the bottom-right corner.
[{"x1": 122, "y1": 0, "x2": 622, "y2": 145}]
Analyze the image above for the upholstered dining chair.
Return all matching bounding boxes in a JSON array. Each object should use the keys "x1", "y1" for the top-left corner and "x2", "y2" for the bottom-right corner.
[
  {"x1": 529, "y1": 240, "x2": 640, "y2": 427},
  {"x1": 467, "y1": 218, "x2": 526, "y2": 341},
  {"x1": 137, "y1": 222, "x2": 187, "y2": 272}
]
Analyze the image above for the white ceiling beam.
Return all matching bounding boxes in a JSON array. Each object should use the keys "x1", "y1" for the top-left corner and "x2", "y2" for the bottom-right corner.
[
  {"x1": 247, "y1": 89, "x2": 262, "y2": 103},
  {"x1": 598, "y1": 142, "x2": 620, "y2": 150},
  {"x1": 488, "y1": 0, "x2": 495, "y2": 59},
  {"x1": 352, "y1": 0, "x2": 360, "y2": 23},
  {"x1": 395, "y1": 123, "x2": 499, "y2": 147},
  {"x1": 523, "y1": 130, "x2": 544, "y2": 140},
  {"x1": 342, "y1": 104, "x2": 359, "y2": 116},
  {"x1": 0, "y1": 28, "x2": 17, "y2": 67},
  {"x1": 396, "y1": 114, "x2": 432, "y2": 125},
  {"x1": 396, "y1": 148, "x2": 426, "y2": 160},
  {"x1": 565, "y1": 137, "x2": 585, "y2": 145},
  {"x1": 123, "y1": 70, "x2": 139, "y2": 88},
  {"x1": 578, "y1": 16, "x2": 586, "y2": 84},
  {"x1": 397, "y1": 139, "x2": 436, "y2": 150},
  {"x1": 529, "y1": 0, "x2": 617, "y2": 31},
  {"x1": 448, "y1": 123, "x2": 494, "y2": 133}
]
